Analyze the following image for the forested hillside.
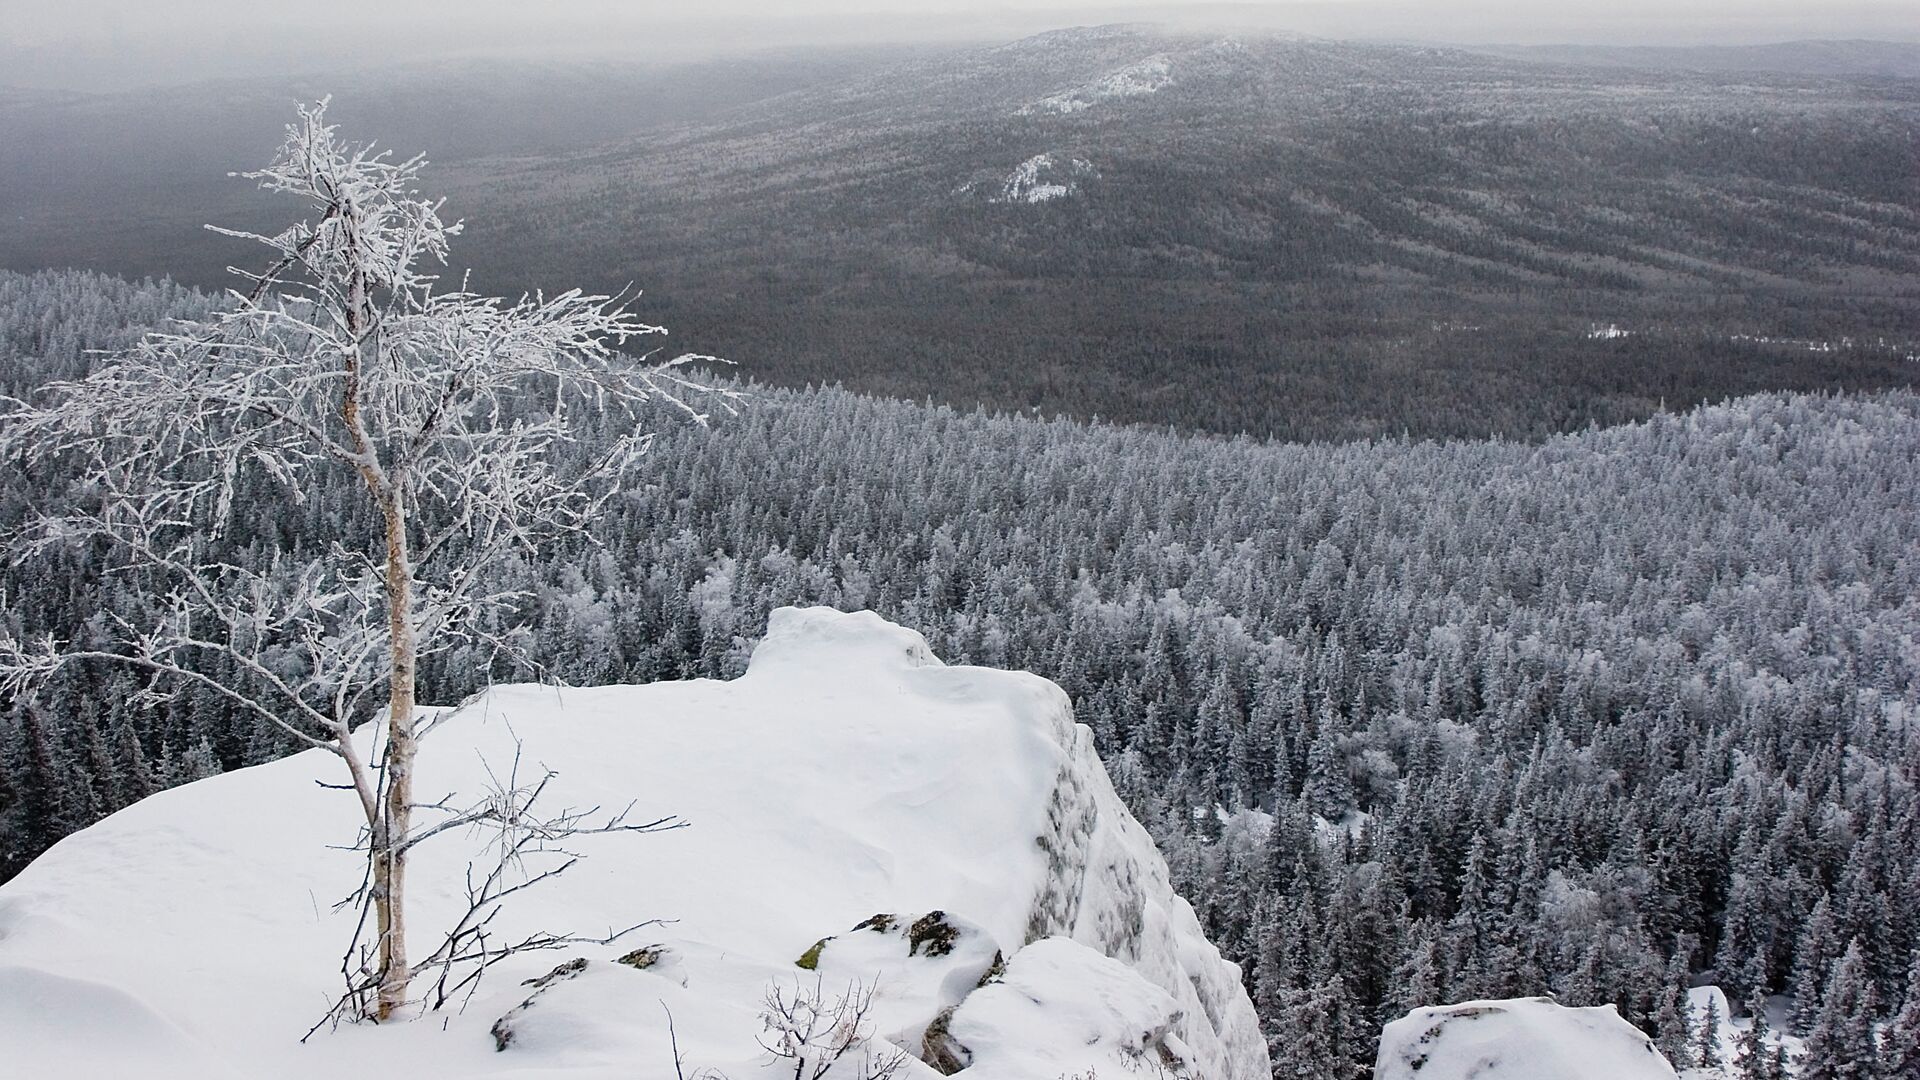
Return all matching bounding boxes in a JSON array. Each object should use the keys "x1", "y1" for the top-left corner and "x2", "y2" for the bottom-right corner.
[
  {"x1": 2, "y1": 270, "x2": 1915, "y2": 1075},
  {"x1": 5, "y1": 28, "x2": 1917, "y2": 441}
]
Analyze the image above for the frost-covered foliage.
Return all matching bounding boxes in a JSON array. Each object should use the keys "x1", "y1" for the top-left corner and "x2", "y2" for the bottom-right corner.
[
  {"x1": 1, "y1": 271, "x2": 1916, "y2": 1074},
  {"x1": 0, "y1": 99, "x2": 733, "y2": 1022}
]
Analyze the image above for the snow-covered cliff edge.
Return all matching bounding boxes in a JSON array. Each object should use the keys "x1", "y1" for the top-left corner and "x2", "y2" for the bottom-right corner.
[{"x1": 0, "y1": 607, "x2": 1269, "y2": 1080}]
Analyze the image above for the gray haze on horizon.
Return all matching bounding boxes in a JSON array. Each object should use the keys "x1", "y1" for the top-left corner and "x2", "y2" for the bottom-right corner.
[{"x1": 4, "y1": 0, "x2": 1919, "y2": 91}]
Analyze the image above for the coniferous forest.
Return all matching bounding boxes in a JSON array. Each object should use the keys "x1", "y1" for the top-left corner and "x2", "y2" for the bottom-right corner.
[
  {"x1": 7, "y1": 32, "x2": 1918, "y2": 445},
  {"x1": 2, "y1": 269, "x2": 1915, "y2": 1076}
]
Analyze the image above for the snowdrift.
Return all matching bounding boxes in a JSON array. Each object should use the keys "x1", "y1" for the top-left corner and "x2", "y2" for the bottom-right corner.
[
  {"x1": 0, "y1": 607, "x2": 1268, "y2": 1080},
  {"x1": 1375, "y1": 996, "x2": 1680, "y2": 1080}
]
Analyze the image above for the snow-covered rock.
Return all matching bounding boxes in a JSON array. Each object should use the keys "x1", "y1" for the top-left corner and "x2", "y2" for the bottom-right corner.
[
  {"x1": 944, "y1": 936, "x2": 1197, "y2": 1078},
  {"x1": 1676, "y1": 985, "x2": 1802, "y2": 1080},
  {"x1": 1019, "y1": 55, "x2": 1175, "y2": 115},
  {"x1": 991, "y1": 153, "x2": 1097, "y2": 204},
  {"x1": 1376, "y1": 996, "x2": 1680, "y2": 1080},
  {"x1": 0, "y1": 606, "x2": 1268, "y2": 1080}
]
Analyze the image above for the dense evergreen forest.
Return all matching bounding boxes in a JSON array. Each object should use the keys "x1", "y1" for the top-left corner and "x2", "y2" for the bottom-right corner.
[
  {"x1": 464, "y1": 31, "x2": 1920, "y2": 442},
  {"x1": 1, "y1": 270, "x2": 1915, "y2": 1076}
]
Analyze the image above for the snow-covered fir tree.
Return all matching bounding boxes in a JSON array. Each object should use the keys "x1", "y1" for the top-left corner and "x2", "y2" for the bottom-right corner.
[{"x1": 1, "y1": 266, "x2": 1915, "y2": 1073}]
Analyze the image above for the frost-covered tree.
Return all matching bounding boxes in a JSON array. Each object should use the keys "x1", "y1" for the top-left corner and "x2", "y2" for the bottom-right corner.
[
  {"x1": 1880, "y1": 952, "x2": 1920, "y2": 1080},
  {"x1": 1800, "y1": 942, "x2": 1882, "y2": 1080},
  {"x1": 1794, "y1": 894, "x2": 1843, "y2": 1031},
  {"x1": 5, "y1": 265, "x2": 1918, "y2": 1069},
  {"x1": 1653, "y1": 950, "x2": 1696, "y2": 1069},
  {"x1": 1389, "y1": 920, "x2": 1444, "y2": 1015},
  {"x1": 0, "y1": 101, "x2": 731, "y2": 1021},
  {"x1": 1695, "y1": 991, "x2": 1725, "y2": 1071},
  {"x1": 1303, "y1": 707, "x2": 1353, "y2": 821},
  {"x1": 1736, "y1": 989, "x2": 1782, "y2": 1080}
]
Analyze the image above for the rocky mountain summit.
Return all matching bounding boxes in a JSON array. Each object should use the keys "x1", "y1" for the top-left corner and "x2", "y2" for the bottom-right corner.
[{"x1": 0, "y1": 607, "x2": 1268, "y2": 1079}]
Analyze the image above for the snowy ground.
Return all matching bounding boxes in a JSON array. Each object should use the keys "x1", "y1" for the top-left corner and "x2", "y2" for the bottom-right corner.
[
  {"x1": 0, "y1": 607, "x2": 1267, "y2": 1079},
  {"x1": 1018, "y1": 55, "x2": 1174, "y2": 115},
  {"x1": 991, "y1": 153, "x2": 1097, "y2": 204}
]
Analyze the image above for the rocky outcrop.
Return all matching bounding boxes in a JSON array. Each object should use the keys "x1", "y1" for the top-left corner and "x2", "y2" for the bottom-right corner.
[
  {"x1": 1018, "y1": 676, "x2": 1267, "y2": 1079},
  {"x1": 748, "y1": 607, "x2": 1268, "y2": 1080},
  {"x1": 490, "y1": 959, "x2": 591, "y2": 1051},
  {"x1": 945, "y1": 937, "x2": 1201, "y2": 1079},
  {"x1": 1376, "y1": 996, "x2": 1681, "y2": 1080},
  {"x1": 0, "y1": 607, "x2": 1270, "y2": 1080}
]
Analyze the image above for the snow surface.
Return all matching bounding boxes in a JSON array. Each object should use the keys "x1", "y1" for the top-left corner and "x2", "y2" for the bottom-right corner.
[
  {"x1": 1376, "y1": 996, "x2": 1680, "y2": 1080},
  {"x1": 993, "y1": 153, "x2": 1097, "y2": 204},
  {"x1": 1676, "y1": 985, "x2": 1803, "y2": 1080},
  {"x1": 946, "y1": 937, "x2": 1194, "y2": 1079},
  {"x1": 0, "y1": 607, "x2": 1267, "y2": 1080},
  {"x1": 1019, "y1": 55, "x2": 1175, "y2": 115}
]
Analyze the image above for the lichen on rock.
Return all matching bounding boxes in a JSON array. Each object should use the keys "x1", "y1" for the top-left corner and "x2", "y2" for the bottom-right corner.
[
  {"x1": 795, "y1": 936, "x2": 833, "y2": 970},
  {"x1": 976, "y1": 950, "x2": 1007, "y2": 988},
  {"x1": 491, "y1": 958, "x2": 591, "y2": 1051},
  {"x1": 908, "y1": 911, "x2": 962, "y2": 957},
  {"x1": 922, "y1": 1005, "x2": 971, "y2": 1075},
  {"x1": 615, "y1": 946, "x2": 665, "y2": 970}
]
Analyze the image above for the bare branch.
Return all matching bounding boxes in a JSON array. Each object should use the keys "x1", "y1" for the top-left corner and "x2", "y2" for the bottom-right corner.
[{"x1": 4, "y1": 97, "x2": 715, "y2": 1029}]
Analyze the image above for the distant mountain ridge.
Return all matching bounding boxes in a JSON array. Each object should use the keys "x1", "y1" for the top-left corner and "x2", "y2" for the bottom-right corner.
[
  {"x1": 1476, "y1": 39, "x2": 1920, "y2": 80},
  {"x1": 2, "y1": 25, "x2": 1916, "y2": 440},
  {"x1": 440, "y1": 24, "x2": 1919, "y2": 437}
]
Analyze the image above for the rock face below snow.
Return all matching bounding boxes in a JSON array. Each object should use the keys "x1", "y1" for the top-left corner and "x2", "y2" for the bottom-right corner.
[
  {"x1": 0, "y1": 606, "x2": 1269, "y2": 1080},
  {"x1": 1376, "y1": 996, "x2": 1680, "y2": 1080}
]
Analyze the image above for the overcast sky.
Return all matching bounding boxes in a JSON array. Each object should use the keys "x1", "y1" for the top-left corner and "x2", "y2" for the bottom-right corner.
[{"x1": 5, "y1": 1, "x2": 1918, "y2": 90}]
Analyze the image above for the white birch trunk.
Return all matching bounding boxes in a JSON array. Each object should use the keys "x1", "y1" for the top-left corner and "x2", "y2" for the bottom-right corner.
[{"x1": 375, "y1": 490, "x2": 416, "y2": 1020}]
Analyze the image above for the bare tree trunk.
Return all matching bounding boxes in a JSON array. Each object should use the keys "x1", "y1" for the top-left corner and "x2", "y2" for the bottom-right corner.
[
  {"x1": 333, "y1": 205, "x2": 417, "y2": 1021},
  {"x1": 0, "y1": 103, "x2": 726, "y2": 1033},
  {"x1": 374, "y1": 487, "x2": 417, "y2": 1020}
]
